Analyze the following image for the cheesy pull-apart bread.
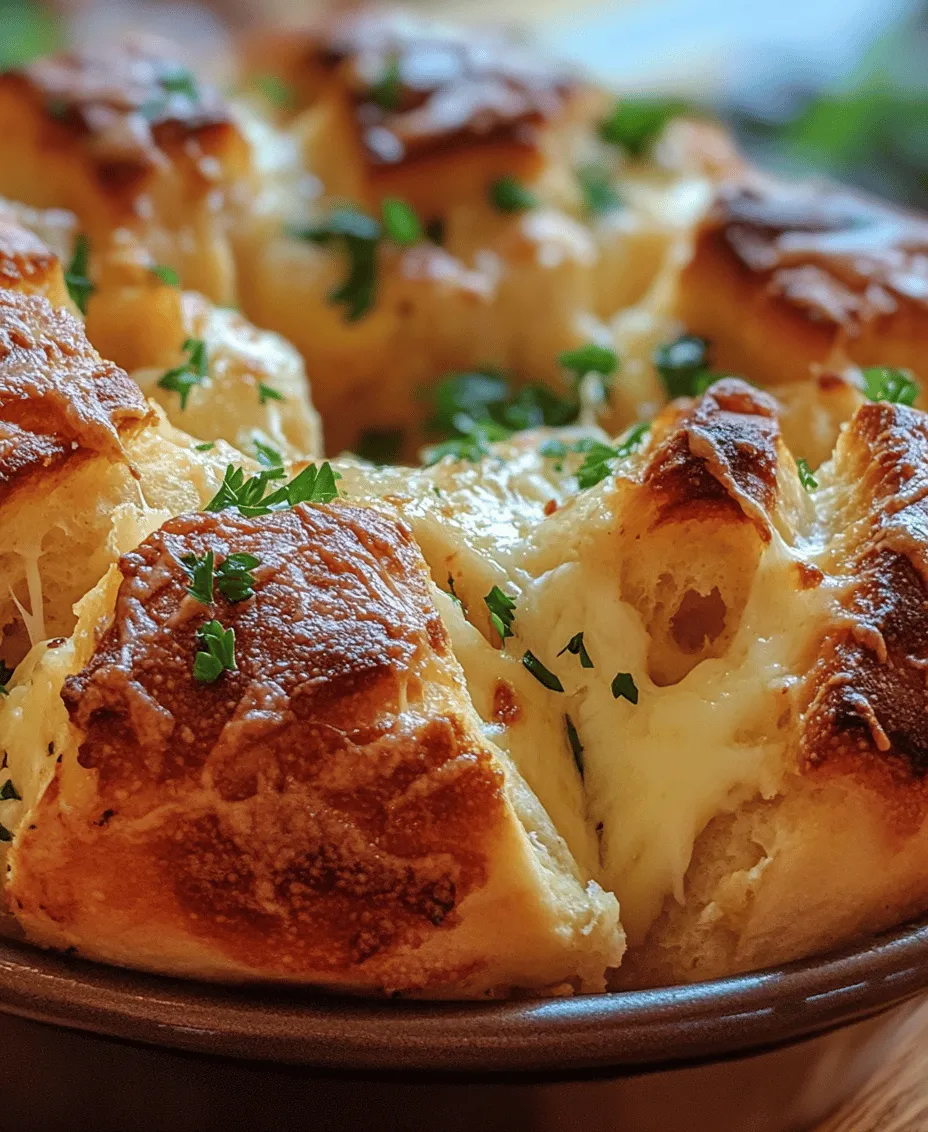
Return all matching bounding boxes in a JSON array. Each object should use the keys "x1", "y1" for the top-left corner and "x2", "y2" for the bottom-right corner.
[{"x1": 3, "y1": 499, "x2": 622, "y2": 995}]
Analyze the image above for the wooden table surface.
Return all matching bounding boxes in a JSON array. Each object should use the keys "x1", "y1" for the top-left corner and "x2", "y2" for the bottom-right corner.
[{"x1": 814, "y1": 999, "x2": 928, "y2": 1131}]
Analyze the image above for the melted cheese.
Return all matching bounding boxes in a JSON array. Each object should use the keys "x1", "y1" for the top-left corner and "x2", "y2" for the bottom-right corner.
[{"x1": 510, "y1": 529, "x2": 840, "y2": 944}]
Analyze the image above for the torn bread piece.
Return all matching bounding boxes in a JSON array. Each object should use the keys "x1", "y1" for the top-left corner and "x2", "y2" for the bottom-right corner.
[
  {"x1": 6, "y1": 502, "x2": 622, "y2": 996},
  {"x1": 0, "y1": 280, "x2": 236, "y2": 663}
]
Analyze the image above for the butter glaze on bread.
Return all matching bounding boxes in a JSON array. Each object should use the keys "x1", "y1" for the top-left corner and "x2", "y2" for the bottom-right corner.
[
  {"x1": 8, "y1": 504, "x2": 622, "y2": 994},
  {"x1": 677, "y1": 179, "x2": 928, "y2": 390},
  {"x1": 0, "y1": 41, "x2": 250, "y2": 302}
]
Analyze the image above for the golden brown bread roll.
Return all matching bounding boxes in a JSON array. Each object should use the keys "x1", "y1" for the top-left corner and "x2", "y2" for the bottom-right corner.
[
  {"x1": 0, "y1": 40, "x2": 250, "y2": 304},
  {"x1": 6, "y1": 503, "x2": 622, "y2": 995},
  {"x1": 676, "y1": 177, "x2": 928, "y2": 392},
  {"x1": 0, "y1": 272, "x2": 242, "y2": 663}
]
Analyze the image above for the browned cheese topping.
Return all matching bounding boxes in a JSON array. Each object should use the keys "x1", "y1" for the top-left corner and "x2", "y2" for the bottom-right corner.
[
  {"x1": 800, "y1": 402, "x2": 928, "y2": 796},
  {"x1": 642, "y1": 379, "x2": 780, "y2": 538},
  {"x1": 707, "y1": 181, "x2": 928, "y2": 330},
  {"x1": 57, "y1": 504, "x2": 505, "y2": 973},
  {"x1": 303, "y1": 6, "x2": 582, "y2": 165},
  {"x1": 5, "y1": 42, "x2": 238, "y2": 191},
  {"x1": 0, "y1": 289, "x2": 148, "y2": 495}
]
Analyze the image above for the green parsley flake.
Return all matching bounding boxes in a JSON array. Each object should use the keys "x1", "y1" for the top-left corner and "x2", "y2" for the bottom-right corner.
[
  {"x1": 193, "y1": 620, "x2": 236, "y2": 683},
  {"x1": 382, "y1": 198, "x2": 422, "y2": 245},
  {"x1": 797, "y1": 458, "x2": 818, "y2": 492},
  {"x1": 158, "y1": 337, "x2": 208, "y2": 411},
  {"x1": 653, "y1": 334, "x2": 717, "y2": 399},
  {"x1": 559, "y1": 343, "x2": 619, "y2": 382},
  {"x1": 195, "y1": 441, "x2": 215, "y2": 452},
  {"x1": 565, "y1": 714, "x2": 584, "y2": 776},
  {"x1": 258, "y1": 382, "x2": 284, "y2": 405},
  {"x1": 255, "y1": 73, "x2": 294, "y2": 109},
  {"x1": 205, "y1": 461, "x2": 339, "y2": 517},
  {"x1": 180, "y1": 549, "x2": 215, "y2": 605},
  {"x1": 369, "y1": 54, "x2": 401, "y2": 111},
  {"x1": 423, "y1": 369, "x2": 580, "y2": 465},
  {"x1": 216, "y1": 553, "x2": 260, "y2": 603},
  {"x1": 484, "y1": 586, "x2": 516, "y2": 641},
  {"x1": 611, "y1": 671, "x2": 639, "y2": 704},
  {"x1": 289, "y1": 208, "x2": 381, "y2": 321},
  {"x1": 160, "y1": 66, "x2": 198, "y2": 100},
  {"x1": 65, "y1": 233, "x2": 95, "y2": 314},
  {"x1": 577, "y1": 164, "x2": 621, "y2": 217},
  {"x1": 558, "y1": 631, "x2": 594, "y2": 669},
  {"x1": 253, "y1": 438, "x2": 283, "y2": 468},
  {"x1": 0, "y1": 778, "x2": 20, "y2": 802},
  {"x1": 150, "y1": 263, "x2": 180, "y2": 286},
  {"x1": 861, "y1": 366, "x2": 919, "y2": 406},
  {"x1": 575, "y1": 422, "x2": 651, "y2": 490},
  {"x1": 489, "y1": 176, "x2": 538, "y2": 213},
  {"x1": 599, "y1": 97, "x2": 687, "y2": 156},
  {"x1": 522, "y1": 651, "x2": 564, "y2": 692}
]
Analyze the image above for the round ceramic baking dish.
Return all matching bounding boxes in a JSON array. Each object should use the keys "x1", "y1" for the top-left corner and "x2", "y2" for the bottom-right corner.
[{"x1": 0, "y1": 917, "x2": 927, "y2": 1132}]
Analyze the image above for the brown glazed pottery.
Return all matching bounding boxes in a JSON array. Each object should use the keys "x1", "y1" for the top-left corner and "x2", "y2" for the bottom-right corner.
[{"x1": 0, "y1": 917, "x2": 927, "y2": 1132}]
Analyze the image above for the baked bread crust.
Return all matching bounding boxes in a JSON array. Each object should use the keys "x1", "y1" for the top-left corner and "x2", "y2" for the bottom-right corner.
[
  {"x1": 9, "y1": 504, "x2": 622, "y2": 994},
  {"x1": 677, "y1": 178, "x2": 928, "y2": 391}
]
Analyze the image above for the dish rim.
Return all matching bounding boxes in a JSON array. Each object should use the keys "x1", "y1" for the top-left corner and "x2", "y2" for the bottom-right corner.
[{"x1": 0, "y1": 917, "x2": 927, "y2": 1074}]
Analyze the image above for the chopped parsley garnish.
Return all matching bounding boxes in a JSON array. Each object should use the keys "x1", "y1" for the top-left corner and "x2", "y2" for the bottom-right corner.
[
  {"x1": 216, "y1": 553, "x2": 260, "y2": 603},
  {"x1": 255, "y1": 73, "x2": 294, "y2": 109},
  {"x1": 140, "y1": 66, "x2": 200, "y2": 119},
  {"x1": 382, "y1": 198, "x2": 422, "y2": 245},
  {"x1": 559, "y1": 343, "x2": 619, "y2": 383},
  {"x1": 0, "y1": 779, "x2": 20, "y2": 802},
  {"x1": 577, "y1": 164, "x2": 621, "y2": 217},
  {"x1": 357, "y1": 428, "x2": 404, "y2": 465},
  {"x1": 575, "y1": 422, "x2": 651, "y2": 489},
  {"x1": 193, "y1": 620, "x2": 236, "y2": 683},
  {"x1": 599, "y1": 97, "x2": 687, "y2": 156},
  {"x1": 653, "y1": 334, "x2": 717, "y2": 399},
  {"x1": 180, "y1": 550, "x2": 215, "y2": 605},
  {"x1": 0, "y1": 824, "x2": 11, "y2": 843},
  {"x1": 158, "y1": 337, "x2": 208, "y2": 410},
  {"x1": 485, "y1": 586, "x2": 516, "y2": 641},
  {"x1": 797, "y1": 458, "x2": 818, "y2": 492},
  {"x1": 423, "y1": 369, "x2": 580, "y2": 464},
  {"x1": 522, "y1": 651, "x2": 564, "y2": 692},
  {"x1": 253, "y1": 438, "x2": 283, "y2": 468},
  {"x1": 0, "y1": 660, "x2": 12, "y2": 697},
  {"x1": 489, "y1": 176, "x2": 538, "y2": 213},
  {"x1": 205, "y1": 462, "x2": 339, "y2": 516},
  {"x1": 258, "y1": 382, "x2": 284, "y2": 405},
  {"x1": 65, "y1": 233, "x2": 94, "y2": 314},
  {"x1": 195, "y1": 441, "x2": 215, "y2": 452},
  {"x1": 611, "y1": 671, "x2": 639, "y2": 704},
  {"x1": 558, "y1": 631, "x2": 594, "y2": 669},
  {"x1": 538, "y1": 438, "x2": 568, "y2": 460},
  {"x1": 565, "y1": 715, "x2": 584, "y2": 775},
  {"x1": 160, "y1": 66, "x2": 198, "y2": 100},
  {"x1": 289, "y1": 208, "x2": 381, "y2": 321},
  {"x1": 861, "y1": 366, "x2": 919, "y2": 406},
  {"x1": 369, "y1": 54, "x2": 401, "y2": 111},
  {"x1": 150, "y1": 263, "x2": 179, "y2": 286}
]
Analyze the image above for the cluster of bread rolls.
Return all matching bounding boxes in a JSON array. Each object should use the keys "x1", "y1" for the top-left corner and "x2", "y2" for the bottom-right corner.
[{"x1": 1, "y1": 5, "x2": 927, "y2": 997}]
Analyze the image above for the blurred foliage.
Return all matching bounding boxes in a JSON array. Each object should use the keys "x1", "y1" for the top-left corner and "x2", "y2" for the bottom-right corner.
[
  {"x1": 0, "y1": 0, "x2": 60, "y2": 67},
  {"x1": 728, "y1": 4, "x2": 928, "y2": 209}
]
